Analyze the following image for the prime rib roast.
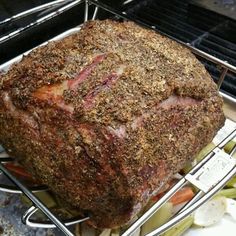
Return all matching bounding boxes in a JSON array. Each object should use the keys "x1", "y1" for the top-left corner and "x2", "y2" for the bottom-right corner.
[{"x1": 0, "y1": 20, "x2": 225, "y2": 228}]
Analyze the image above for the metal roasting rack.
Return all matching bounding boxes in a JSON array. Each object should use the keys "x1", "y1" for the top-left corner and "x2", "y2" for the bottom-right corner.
[{"x1": 0, "y1": 1, "x2": 236, "y2": 235}]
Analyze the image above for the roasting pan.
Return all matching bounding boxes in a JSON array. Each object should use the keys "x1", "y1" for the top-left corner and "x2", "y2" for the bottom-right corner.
[{"x1": 0, "y1": 1, "x2": 236, "y2": 236}]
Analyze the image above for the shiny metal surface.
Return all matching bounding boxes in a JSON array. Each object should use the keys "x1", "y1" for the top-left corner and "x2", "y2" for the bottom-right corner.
[
  {"x1": 122, "y1": 129, "x2": 236, "y2": 236},
  {"x1": 0, "y1": 0, "x2": 84, "y2": 44},
  {"x1": 0, "y1": 0, "x2": 73, "y2": 26},
  {"x1": 191, "y1": 0, "x2": 236, "y2": 20},
  {"x1": 22, "y1": 206, "x2": 89, "y2": 229},
  {"x1": 0, "y1": 163, "x2": 74, "y2": 236},
  {"x1": 89, "y1": 0, "x2": 236, "y2": 75},
  {"x1": 0, "y1": 184, "x2": 48, "y2": 194}
]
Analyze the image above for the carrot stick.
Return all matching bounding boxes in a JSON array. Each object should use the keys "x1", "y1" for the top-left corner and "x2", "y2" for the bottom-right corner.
[
  {"x1": 169, "y1": 187, "x2": 194, "y2": 206},
  {"x1": 4, "y1": 163, "x2": 33, "y2": 180},
  {"x1": 151, "y1": 179, "x2": 178, "y2": 202}
]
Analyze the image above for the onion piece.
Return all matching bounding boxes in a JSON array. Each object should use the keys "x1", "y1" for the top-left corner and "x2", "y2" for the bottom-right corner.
[
  {"x1": 99, "y1": 229, "x2": 111, "y2": 236},
  {"x1": 194, "y1": 196, "x2": 227, "y2": 226},
  {"x1": 226, "y1": 198, "x2": 236, "y2": 221}
]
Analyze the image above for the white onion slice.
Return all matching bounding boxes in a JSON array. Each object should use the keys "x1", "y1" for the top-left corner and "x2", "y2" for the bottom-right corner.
[
  {"x1": 226, "y1": 198, "x2": 236, "y2": 221},
  {"x1": 194, "y1": 196, "x2": 227, "y2": 226}
]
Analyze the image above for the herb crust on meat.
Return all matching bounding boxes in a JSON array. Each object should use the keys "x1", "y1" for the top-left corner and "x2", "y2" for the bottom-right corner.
[{"x1": 0, "y1": 20, "x2": 225, "y2": 228}]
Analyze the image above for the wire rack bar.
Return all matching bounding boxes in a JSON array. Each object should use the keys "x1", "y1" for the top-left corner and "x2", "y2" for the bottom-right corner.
[
  {"x1": 22, "y1": 206, "x2": 89, "y2": 229},
  {"x1": 0, "y1": 0, "x2": 73, "y2": 26},
  {"x1": 146, "y1": 166, "x2": 236, "y2": 236},
  {"x1": 0, "y1": 0, "x2": 84, "y2": 44},
  {"x1": 89, "y1": 0, "x2": 236, "y2": 75},
  {"x1": 0, "y1": 163, "x2": 74, "y2": 236},
  {"x1": 122, "y1": 129, "x2": 236, "y2": 236}
]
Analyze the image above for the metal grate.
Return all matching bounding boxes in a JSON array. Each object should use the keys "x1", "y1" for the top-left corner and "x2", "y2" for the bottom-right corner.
[
  {"x1": 90, "y1": 0, "x2": 236, "y2": 101},
  {"x1": 0, "y1": 0, "x2": 86, "y2": 64}
]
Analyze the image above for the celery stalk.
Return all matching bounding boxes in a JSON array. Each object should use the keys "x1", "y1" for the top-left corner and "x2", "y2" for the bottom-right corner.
[
  {"x1": 161, "y1": 216, "x2": 194, "y2": 236},
  {"x1": 20, "y1": 191, "x2": 57, "y2": 208},
  {"x1": 195, "y1": 142, "x2": 216, "y2": 162},
  {"x1": 141, "y1": 202, "x2": 173, "y2": 236},
  {"x1": 217, "y1": 188, "x2": 236, "y2": 199},
  {"x1": 224, "y1": 140, "x2": 236, "y2": 154},
  {"x1": 226, "y1": 176, "x2": 236, "y2": 188},
  {"x1": 99, "y1": 229, "x2": 111, "y2": 236}
]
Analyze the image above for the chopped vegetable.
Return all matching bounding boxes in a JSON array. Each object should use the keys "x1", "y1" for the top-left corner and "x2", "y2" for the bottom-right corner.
[
  {"x1": 193, "y1": 196, "x2": 227, "y2": 226},
  {"x1": 75, "y1": 224, "x2": 81, "y2": 236},
  {"x1": 233, "y1": 151, "x2": 236, "y2": 159},
  {"x1": 217, "y1": 188, "x2": 236, "y2": 199},
  {"x1": 225, "y1": 198, "x2": 236, "y2": 221},
  {"x1": 99, "y1": 229, "x2": 111, "y2": 236},
  {"x1": 224, "y1": 140, "x2": 236, "y2": 154},
  {"x1": 111, "y1": 229, "x2": 120, "y2": 236},
  {"x1": 169, "y1": 187, "x2": 195, "y2": 206},
  {"x1": 161, "y1": 215, "x2": 194, "y2": 236},
  {"x1": 4, "y1": 163, "x2": 33, "y2": 180},
  {"x1": 226, "y1": 176, "x2": 236, "y2": 188},
  {"x1": 141, "y1": 202, "x2": 173, "y2": 236},
  {"x1": 195, "y1": 142, "x2": 216, "y2": 162},
  {"x1": 111, "y1": 232, "x2": 119, "y2": 236},
  {"x1": 80, "y1": 223, "x2": 96, "y2": 236},
  {"x1": 21, "y1": 191, "x2": 57, "y2": 208},
  {"x1": 154, "y1": 187, "x2": 194, "y2": 207}
]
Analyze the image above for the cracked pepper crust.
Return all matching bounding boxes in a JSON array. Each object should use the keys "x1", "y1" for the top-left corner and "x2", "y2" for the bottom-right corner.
[{"x1": 0, "y1": 20, "x2": 225, "y2": 228}]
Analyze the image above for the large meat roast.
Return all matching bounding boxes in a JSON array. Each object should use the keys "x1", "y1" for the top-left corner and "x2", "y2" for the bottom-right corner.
[{"x1": 0, "y1": 20, "x2": 225, "y2": 228}]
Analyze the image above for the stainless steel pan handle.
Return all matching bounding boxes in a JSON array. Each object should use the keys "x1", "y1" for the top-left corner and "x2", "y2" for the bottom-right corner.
[{"x1": 22, "y1": 205, "x2": 89, "y2": 229}]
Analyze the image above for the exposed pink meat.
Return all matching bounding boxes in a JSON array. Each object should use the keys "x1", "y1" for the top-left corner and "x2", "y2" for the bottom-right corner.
[
  {"x1": 131, "y1": 95, "x2": 200, "y2": 129},
  {"x1": 83, "y1": 65, "x2": 125, "y2": 110},
  {"x1": 83, "y1": 72, "x2": 119, "y2": 110},
  {"x1": 67, "y1": 54, "x2": 106, "y2": 91},
  {"x1": 33, "y1": 54, "x2": 106, "y2": 112},
  {"x1": 158, "y1": 95, "x2": 199, "y2": 109}
]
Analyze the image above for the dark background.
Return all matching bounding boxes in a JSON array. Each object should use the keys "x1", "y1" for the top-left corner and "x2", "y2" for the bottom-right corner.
[{"x1": 0, "y1": 0, "x2": 86, "y2": 64}]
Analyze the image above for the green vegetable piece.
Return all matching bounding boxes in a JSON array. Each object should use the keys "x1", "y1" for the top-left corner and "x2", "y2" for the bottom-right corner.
[
  {"x1": 161, "y1": 216, "x2": 194, "y2": 236},
  {"x1": 217, "y1": 188, "x2": 236, "y2": 199},
  {"x1": 99, "y1": 229, "x2": 111, "y2": 236},
  {"x1": 183, "y1": 142, "x2": 216, "y2": 175},
  {"x1": 233, "y1": 152, "x2": 236, "y2": 159},
  {"x1": 20, "y1": 191, "x2": 57, "y2": 208},
  {"x1": 111, "y1": 228, "x2": 120, "y2": 236},
  {"x1": 226, "y1": 176, "x2": 236, "y2": 188},
  {"x1": 224, "y1": 140, "x2": 236, "y2": 154},
  {"x1": 195, "y1": 142, "x2": 216, "y2": 162},
  {"x1": 141, "y1": 202, "x2": 173, "y2": 236},
  {"x1": 182, "y1": 163, "x2": 194, "y2": 175}
]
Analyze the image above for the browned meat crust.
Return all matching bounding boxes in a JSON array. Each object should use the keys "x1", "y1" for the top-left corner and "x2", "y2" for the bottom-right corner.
[{"x1": 0, "y1": 20, "x2": 225, "y2": 228}]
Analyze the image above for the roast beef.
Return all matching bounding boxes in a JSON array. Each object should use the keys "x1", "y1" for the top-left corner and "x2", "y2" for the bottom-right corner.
[{"x1": 0, "y1": 20, "x2": 225, "y2": 228}]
